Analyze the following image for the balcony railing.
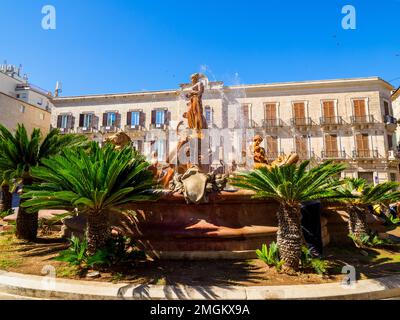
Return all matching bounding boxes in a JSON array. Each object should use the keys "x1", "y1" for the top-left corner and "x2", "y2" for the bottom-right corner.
[
  {"x1": 321, "y1": 150, "x2": 347, "y2": 159},
  {"x1": 100, "y1": 126, "x2": 119, "y2": 133},
  {"x1": 292, "y1": 150, "x2": 312, "y2": 160},
  {"x1": 350, "y1": 115, "x2": 375, "y2": 124},
  {"x1": 352, "y1": 149, "x2": 379, "y2": 159},
  {"x1": 234, "y1": 120, "x2": 256, "y2": 129},
  {"x1": 58, "y1": 127, "x2": 73, "y2": 134},
  {"x1": 262, "y1": 118, "x2": 284, "y2": 128},
  {"x1": 125, "y1": 124, "x2": 144, "y2": 131},
  {"x1": 77, "y1": 127, "x2": 95, "y2": 134},
  {"x1": 385, "y1": 115, "x2": 397, "y2": 125},
  {"x1": 291, "y1": 117, "x2": 312, "y2": 126},
  {"x1": 320, "y1": 116, "x2": 343, "y2": 126},
  {"x1": 150, "y1": 123, "x2": 167, "y2": 130}
]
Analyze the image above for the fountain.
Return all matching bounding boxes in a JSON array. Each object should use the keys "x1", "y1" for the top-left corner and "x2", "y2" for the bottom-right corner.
[{"x1": 115, "y1": 73, "x2": 296, "y2": 260}]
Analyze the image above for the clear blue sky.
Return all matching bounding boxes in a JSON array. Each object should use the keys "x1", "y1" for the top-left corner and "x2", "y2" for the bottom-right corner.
[{"x1": 1, "y1": 0, "x2": 399, "y2": 96}]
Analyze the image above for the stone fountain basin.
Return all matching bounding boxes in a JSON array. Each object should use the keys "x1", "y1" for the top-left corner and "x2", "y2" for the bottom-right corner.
[
  {"x1": 117, "y1": 190, "x2": 386, "y2": 260},
  {"x1": 121, "y1": 190, "x2": 278, "y2": 257}
]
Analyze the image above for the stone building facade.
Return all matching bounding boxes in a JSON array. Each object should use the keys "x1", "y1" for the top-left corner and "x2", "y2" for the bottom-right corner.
[{"x1": 52, "y1": 76, "x2": 399, "y2": 183}]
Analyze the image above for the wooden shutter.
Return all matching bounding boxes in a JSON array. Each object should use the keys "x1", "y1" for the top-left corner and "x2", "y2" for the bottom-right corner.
[
  {"x1": 325, "y1": 134, "x2": 338, "y2": 157},
  {"x1": 93, "y1": 116, "x2": 99, "y2": 129},
  {"x1": 242, "y1": 104, "x2": 249, "y2": 127},
  {"x1": 323, "y1": 101, "x2": 335, "y2": 123},
  {"x1": 265, "y1": 103, "x2": 276, "y2": 121},
  {"x1": 115, "y1": 113, "x2": 121, "y2": 128},
  {"x1": 356, "y1": 134, "x2": 369, "y2": 157},
  {"x1": 388, "y1": 134, "x2": 393, "y2": 150},
  {"x1": 140, "y1": 111, "x2": 146, "y2": 126},
  {"x1": 294, "y1": 103, "x2": 305, "y2": 119},
  {"x1": 127, "y1": 112, "x2": 132, "y2": 126},
  {"x1": 57, "y1": 115, "x2": 62, "y2": 128},
  {"x1": 102, "y1": 113, "x2": 107, "y2": 126},
  {"x1": 66, "y1": 115, "x2": 73, "y2": 129},
  {"x1": 151, "y1": 110, "x2": 156, "y2": 124},
  {"x1": 295, "y1": 136, "x2": 308, "y2": 156},
  {"x1": 353, "y1": 100, "x2": 366, "y2": 117},
  {"x1": 70, "y1": 116, "x2": 75, "y2": 129},
  {"x1": 384, "y1": 101, "x2": 390, "y2": 116},
  {"x1": 164, "y1": 110, "x2": 169, "y2": 125},
  {"x1": 266, "y1": 136, "x2": 278, "y2": 155},
  {"x1": 79, "y1": 114, "x2": 84, "y2": 127}
]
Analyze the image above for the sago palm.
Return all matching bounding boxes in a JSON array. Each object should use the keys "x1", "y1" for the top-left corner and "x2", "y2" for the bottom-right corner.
[
  {"x1": 334, "y1": 178, "x2": 400, "y2": 241},
  {"x1": 231, "y1": 160, "x2": 346, "y2": 271},
  {"x1": 22, "y1": 142, "x2": 157, "y2": 254},
  {"x1": 0, "y1": 178, "x2": 12, "y2": 213},
  {"x1": 0, "y1": 124, "x2": 87, "y2": 240}
]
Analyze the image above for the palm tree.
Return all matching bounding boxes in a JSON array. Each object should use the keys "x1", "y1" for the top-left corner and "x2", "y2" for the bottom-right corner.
[
  {"x1": 0, "y1": 179, "x2": 12, "y2": 213},
  {"x1": 21, "y1": 142, "x2": 157, "y2": 254},
  {"x1": 333, "y1": 178, "x2": 400, "y2": 242},
  {"x1": 0, "y1": 124, "x2": 87, "y2": 240},
  {"x1": 231, "y1": 161, "x2": 346, "y2": 271}
]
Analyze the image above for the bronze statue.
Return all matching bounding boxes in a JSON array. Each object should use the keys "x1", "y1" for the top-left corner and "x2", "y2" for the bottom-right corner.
[
  {"x1": 251, "y1": 135, "x2": 299, "y2": 170},
  {"x1": 183, "y1": 73, "x2": 208, "y2": 131}
]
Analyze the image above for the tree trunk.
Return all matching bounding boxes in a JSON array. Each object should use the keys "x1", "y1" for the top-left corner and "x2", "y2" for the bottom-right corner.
[
  {"x1": 348, "y1": 206, "x2": 369, "y2": 241},
  {"x1": 87, "y1": 210, "x2": 111, "y2": 255},
  {"x1": 276, "y1": 204, "x2": 303, "y2": 271},
  {"x1": 0, "y1": 184, "x2": 12, "y2": 213},
  {"x1": 16, "y1": 198, "x2": 38, "y2": 241}
]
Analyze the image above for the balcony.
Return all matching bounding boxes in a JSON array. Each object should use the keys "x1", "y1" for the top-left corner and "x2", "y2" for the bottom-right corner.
[
  {"x1": 291, "y1": 117, "x2": 312, "y2": 126},
  {"x1": 320, "y1": 116, "x2": 343, "y2": 126},
  {"x1": 350, "y1": 115, "x2": 375, "y2": 125},
  {"x1": 77, "y1": 127, "x2": 95, "y2": 134},
  {"x1": 233, "y1": 120, "x2": 256, "y2": 129},
  {"x1": 125, "y1": 124, "x2": 144, "y2": 131},
  {"x1": 100, "y1": 126, "x2": 119, "y2": 133},
  {"x1": 150, "y1": 123, "x2": 167, "y2": 130},
  {"x1": 292, "y1": 150, "x2": 312, "y2": 160},
  {"x1": 58, "y1": 127, "x2": 73, "y2": 134},
  {"x1": 321, "y1": 150, "x2": 347, "y2": 159},
  {"x1": 262, "y1": 118, "x2": 284, "y2": 128},
  {"x1": 352, "y1": 149, "x2": 379, "y2": 159}
]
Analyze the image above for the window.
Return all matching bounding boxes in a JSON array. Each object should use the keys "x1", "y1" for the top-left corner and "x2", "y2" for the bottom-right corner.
[
  {"x1": 83, "y1": 114, "x2": 93, "y2": 128},
  {"x1": 324, "y1": 134, "x2": 338, "y2": 157},
  {"x1": 358, "y1": 172, "x2": 374, "y2": 184},
  {"x1": 131, "y1": 111, "x2": 140, "y2": 126},
  {"x1": 60, "y1": 115, "x2": 68, "y2": 129},
  {"x1": 38, "y1": 98, "x2": 43, "y2": 106},
  {"x1": 390, "y1": 173, "x2": 397, "y2": 182},
  {"x1": 39, "y1": 113, "x2": 45, "y2": 120},
  {"x1": 106, "y1": 112, "x2": 116, "y2": 127},
  {"x1": 295, "y1": 135, "x2": 308, "y2": 158},
  {"x1": 265, "y1": 103, "x2": 277, "y2": 120},
  {"x1": 322, "y1": 101, "x2": 335, "y2": 123},
  {"x1": 388, "y1": 134, "x2": 393, "y2": 150},
  {"x1": 353, "y1": 99, "x2": 366, "y2": 119},
  {"x1": 205, "y1": 106, "x2": 212, "y2": 123},
  {"x1": 19, "y1": 105, "x2": 25, "y2": 113},
  {"x1": 155, "y1": 139, "x2": 165, "y2": 161},
  {"x1": 156, "y1": 110, "x2": 165, "y2": 124},
  {"x1": 384, "y1": 101, "x2": 390, "y2": 116},
  {"x1": 266, "y1": 136, "x2": 278, "y2": 156}
]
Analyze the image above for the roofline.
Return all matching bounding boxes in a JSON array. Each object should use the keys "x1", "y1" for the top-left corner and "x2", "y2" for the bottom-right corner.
[
  {"x1": 0, "y1": 91, "x2": 51, "y2": 114},
  {"x1": 52, "y1": 77, "x2": 394, "y2": 103},
  {"x1": 392, "y1": 87, "x2": 400, "y2": 101}
]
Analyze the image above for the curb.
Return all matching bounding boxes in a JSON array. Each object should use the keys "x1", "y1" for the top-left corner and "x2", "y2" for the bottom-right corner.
[{"x1": 1, "y1": 271, "x2": 400, "y2": 300}]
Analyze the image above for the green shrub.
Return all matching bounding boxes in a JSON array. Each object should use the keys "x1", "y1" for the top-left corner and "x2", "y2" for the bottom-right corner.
[
  {"x1": 54, "y1": 236, "x2": 110, "y2": 269},
  {"x1": 300, "y1": 246, "x2": 328, "y2": 275},
  {"x1": 0, "y1": 209, "x2": 13, "y2": 219},
  {"x1": 256, "y1": 242, "x2": 284, "y2": 271},
  {"x1": 348, "y1": 232, "x2": 391, "y2": 247}
]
